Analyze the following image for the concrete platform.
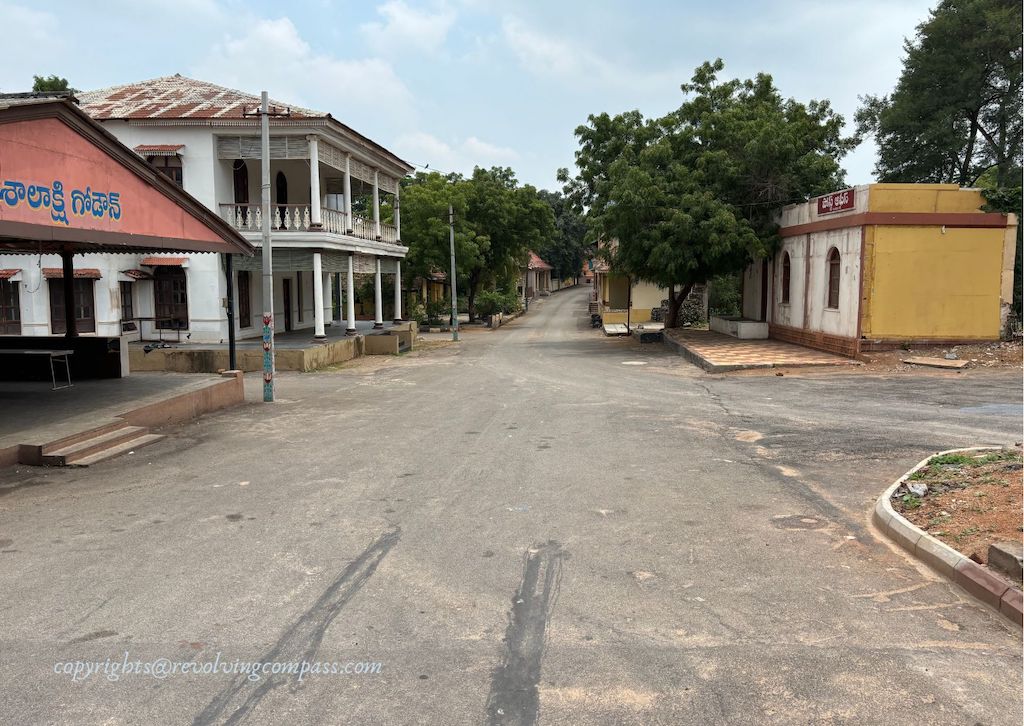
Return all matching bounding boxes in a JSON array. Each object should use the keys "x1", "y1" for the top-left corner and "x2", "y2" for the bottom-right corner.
[
  {"x1": 0, "y1": 372, "x2": 244, "y2": 468},
  {"x1": 664, "y1": 328, "x2": 858, "y2": 373},
  {"x1": 129, "y1": 321, "x2": 417, "y2": 373}
]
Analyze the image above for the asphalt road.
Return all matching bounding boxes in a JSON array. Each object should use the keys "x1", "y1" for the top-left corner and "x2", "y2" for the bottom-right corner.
[{"x1": 1, "y1": 285, "x2": 1021, "y2": 725}]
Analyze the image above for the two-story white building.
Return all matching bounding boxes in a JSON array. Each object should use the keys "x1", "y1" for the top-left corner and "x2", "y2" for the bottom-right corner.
[{"x1": 0, "y1": 75, "x2": 413, "y2": 344}]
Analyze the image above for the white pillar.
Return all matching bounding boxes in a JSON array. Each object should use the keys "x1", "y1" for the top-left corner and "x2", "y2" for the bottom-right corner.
[
  {"x1": 346, "y1": 254, "x2": 357, "y2": 334},
  {"x1": 373, "y1": 256, "x2": 384, "y2": 328},
  {"x1": 312, "y1": 252, "x2": 326, "y2": 338},
  {"x1": 393, "y1": 259, "x2": 403, "y2": 323},
  {"x1": 307, "y1": 135, "x2": 321, "y2": 228},
  {"x1": 344, "y1": 154, "x2": 353, "y2": 233},
  {"x1": 394, "y1": 183, "x2": 401, "y2": 242},
  {"x1": 372, "y1": 169, "x2": 381, "y2": 240}
]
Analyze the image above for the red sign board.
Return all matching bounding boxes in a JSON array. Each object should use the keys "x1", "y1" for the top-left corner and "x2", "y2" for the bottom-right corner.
[{"x1": 816, "y1": 188, "x2": 855, "y2": 215}]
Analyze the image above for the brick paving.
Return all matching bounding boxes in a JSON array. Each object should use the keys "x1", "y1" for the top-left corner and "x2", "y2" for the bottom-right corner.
[{"x1": 665, "y1": 328, "x2": 857, "y2": 372}]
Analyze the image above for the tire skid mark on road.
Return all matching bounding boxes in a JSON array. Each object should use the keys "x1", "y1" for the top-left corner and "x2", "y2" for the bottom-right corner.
[
  {"x1": 485, "y1": 540, "x2": 566, "y2": 726},
  {"x1": 192, "y1": 528, "x2": 401, "y2": 726}
]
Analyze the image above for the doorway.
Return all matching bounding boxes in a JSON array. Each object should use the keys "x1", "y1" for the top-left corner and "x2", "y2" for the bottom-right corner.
[
  {"x1": 275, "y1": 171, "x2": 288, "y2": 229},
  {"x1": 282, "y1": 277, "x2": 293, "y2": 332}
]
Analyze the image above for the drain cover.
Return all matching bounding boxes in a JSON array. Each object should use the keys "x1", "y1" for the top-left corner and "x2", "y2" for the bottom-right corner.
[{"x1": 771, "y1": 515, "x2": 827, "y2": 530}]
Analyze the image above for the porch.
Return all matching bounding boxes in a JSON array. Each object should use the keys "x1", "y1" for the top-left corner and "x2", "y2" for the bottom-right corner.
[{"x1": 215, "y1": 134, "x2": 403, "y2": 246}]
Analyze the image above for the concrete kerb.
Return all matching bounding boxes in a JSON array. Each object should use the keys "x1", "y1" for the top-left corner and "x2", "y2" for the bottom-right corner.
[{"x1": 873, "y1": 446, "x2": 1023, "y2": 627}]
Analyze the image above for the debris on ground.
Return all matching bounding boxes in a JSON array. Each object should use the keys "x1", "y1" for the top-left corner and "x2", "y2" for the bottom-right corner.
[
  {"x1": 862, "y1": 340, "x2": 1022, "y2": 373},
  {"x1": 892, "y1": 448, "x2": 1023, "y2": 583}
]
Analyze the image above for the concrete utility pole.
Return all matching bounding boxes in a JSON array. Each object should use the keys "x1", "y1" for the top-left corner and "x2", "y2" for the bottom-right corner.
[
  {"x1": 243, "y1": 92, "x2": 290, "y2": 402},
  {"x1": 260, "y1": 91, "x2": 275, "y2": 402},
  {"x1": 448, "y1": 204, "x2": 459, "y2": 342}
]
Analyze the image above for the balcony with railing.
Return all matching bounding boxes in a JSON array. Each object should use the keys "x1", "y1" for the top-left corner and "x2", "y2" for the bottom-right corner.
[{"x1": 219, "y1": 204, "x2": 400, "y2": 244}]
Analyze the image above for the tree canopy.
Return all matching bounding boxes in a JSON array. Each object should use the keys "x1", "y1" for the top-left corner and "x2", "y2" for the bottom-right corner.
[
  {"x1": 535, "y1": 189, "x2": 587, "y2": 281},
  {"x1": 32, "y1": 75, "x2": 73, "y2": 93},
  {"x1": 399, "y1": 167, "x2": 555, "y2": 319},
  {"x1": 561, "y1": 59, "x2": 854, "y2": 326},
  {"x1": 855, "y1": 0, "x2": 1022, "y2": 188}
]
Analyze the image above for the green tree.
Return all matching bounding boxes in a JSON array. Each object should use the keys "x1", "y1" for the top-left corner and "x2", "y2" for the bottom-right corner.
[
  {"x1": 563, "y1": 60, "x2": 854, "y2": 327},
  {"x1": 399, "y1": 171, "x2": 485, "y2": 303},
  {"x1": 462, "y1": 167, "x2": 554, "y2": 319},
  {"x1": 32, "y1": 75, "x2": 73, "y2": 93},
  {"x1": 855, "y1": 0, "x2": 1022, "y2": 187},
  {"x1": 536, "y1": 189, "x2": 587, "y2": 281}
]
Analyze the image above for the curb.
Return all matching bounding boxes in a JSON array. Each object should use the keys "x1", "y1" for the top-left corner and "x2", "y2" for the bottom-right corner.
[{"x1": 873, "y1": 446, "x2": 1023, "y2": 627}]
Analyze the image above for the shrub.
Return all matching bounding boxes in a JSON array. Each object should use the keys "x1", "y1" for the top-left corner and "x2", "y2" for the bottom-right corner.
[{"x1": 475, "y1": 290, "x2": 505, "y2": 317}]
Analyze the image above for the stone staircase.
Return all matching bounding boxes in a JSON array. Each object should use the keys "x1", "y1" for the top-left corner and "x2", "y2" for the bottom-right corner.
[{"x1": 35, "y1": 423, "x2": 164, "y2": 467}]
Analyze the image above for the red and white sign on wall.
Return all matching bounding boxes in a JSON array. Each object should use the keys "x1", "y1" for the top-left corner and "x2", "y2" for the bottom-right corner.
[{"x1": 816, "y1": 188, "x2": 855, "y2": 215}]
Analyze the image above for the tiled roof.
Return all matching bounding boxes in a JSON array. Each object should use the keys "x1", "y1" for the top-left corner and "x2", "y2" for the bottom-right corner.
[
  {"x1": 141, "y1": 256, "x2": 188, "y2": 266},
  {"x1": 527, "y1": 251, "x2": 552, "y2": 271},
  {"x1": 121, "y1": 269, "x2": 153, "y2": 280},
  {"x1": 78, "y1": 75, "x2": 324, "y2": 121},
  {"x1": 134, "y1": 144, "x2": 185, "y2": 156},
  {"x1": 42, "y1": 268, "x2": 102, "y2": 279}
]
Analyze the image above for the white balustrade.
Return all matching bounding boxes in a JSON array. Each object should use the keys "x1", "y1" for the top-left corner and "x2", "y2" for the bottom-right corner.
[{"x1": 220, "y1": 203, "x2": 400, "y2": 245}]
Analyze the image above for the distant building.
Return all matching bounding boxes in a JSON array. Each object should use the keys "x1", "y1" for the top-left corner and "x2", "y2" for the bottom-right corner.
[{"x1": 737, "y1": 184, "x2": 1018, "y2": 356}]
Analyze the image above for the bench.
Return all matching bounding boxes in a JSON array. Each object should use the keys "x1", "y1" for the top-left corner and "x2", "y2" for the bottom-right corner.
[{"x1": 0, "y1": 349, "x2": 74, "y2": 390}]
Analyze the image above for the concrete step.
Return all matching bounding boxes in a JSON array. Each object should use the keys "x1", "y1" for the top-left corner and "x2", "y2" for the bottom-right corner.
[
  {"x1": 44, "y1": 425, "x2": 148, "y2": 463},
  {"x1": 67, "y1": 433, "x2": 165, "y2": 467},
  {"x1": 41, "y1": 420, "x2": 135, "y2": 455}
]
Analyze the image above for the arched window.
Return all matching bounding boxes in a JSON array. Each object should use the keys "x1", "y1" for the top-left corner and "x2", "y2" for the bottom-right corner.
[
  {"x1": 781, "y1": 251, "x2": 791, "y2": 304},
  {"x1": 826, "y1": 248, "x2": 841, "y2": 309}
]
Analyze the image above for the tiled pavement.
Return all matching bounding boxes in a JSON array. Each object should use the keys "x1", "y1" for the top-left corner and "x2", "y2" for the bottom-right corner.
[{"x1": 664, "y1": 328, "x2": 858, "y2": 372}]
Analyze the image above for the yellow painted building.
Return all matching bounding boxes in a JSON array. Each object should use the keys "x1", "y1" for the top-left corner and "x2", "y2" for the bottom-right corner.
[{"x1": 740, "y1": 184, "x2": 1018, "y2": 356}]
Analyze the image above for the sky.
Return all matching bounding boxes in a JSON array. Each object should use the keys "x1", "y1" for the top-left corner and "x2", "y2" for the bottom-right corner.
[{"x1": 5, "y1": 0, "x2": 937, "y2": 191}]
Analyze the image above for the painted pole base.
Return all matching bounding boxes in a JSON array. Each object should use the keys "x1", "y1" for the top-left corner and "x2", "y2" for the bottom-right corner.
[
  {"x1": 345, "y1": 328, "x2": 358, "y2": 336},
  {"x1": 373, "y1": 322, "x2": 384, "y2": 329}
]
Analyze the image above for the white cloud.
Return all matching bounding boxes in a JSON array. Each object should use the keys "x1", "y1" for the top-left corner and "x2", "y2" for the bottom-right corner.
[
  {"x1": 500, "y1": 15, "x2": 682, "y2": 93},
  {"x1": 361, "y1": 1, "x2": 456, "y2": 54},
  {"x1": 0, "y1": 2, "x2": 68, "y2": 91},
  {"x1": 192, "y1": 17, "x2": 414, "y2": 124},
  {"x1": 393, "y1": 131, "x2": 519, "y2": 174}
]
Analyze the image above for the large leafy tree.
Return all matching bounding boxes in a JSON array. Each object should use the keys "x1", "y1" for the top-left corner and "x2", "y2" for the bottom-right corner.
[
  {"x1": 399, "y1": 168, "x2": 555, "y2": 320},
  {"x1": 536, "y1": 189, "x2": 587, "y2": 281},
  {"x1": 855, "y1": 0, "x2": 1022, "y2": 187},
  {"x1": 562, "y1": 60, "x2": 854, "y2": 327},
  {"x1": 462, "y1": 167, "x2": 554, "y2": 319},
  {"x1": 399, "y1": 172, "x2": 485, "y2": 295}
]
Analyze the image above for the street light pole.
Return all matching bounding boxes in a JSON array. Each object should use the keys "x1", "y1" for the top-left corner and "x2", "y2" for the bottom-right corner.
[{"x1": 448, "y1": 204, "x2": 459, "y2": 342}]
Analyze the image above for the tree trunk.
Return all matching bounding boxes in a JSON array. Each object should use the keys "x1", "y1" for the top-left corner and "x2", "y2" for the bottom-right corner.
[
  {"x1": 958, "y1": 111, "x2": 979, "y2": 186},
  {"x1": 466, "y1": 270, "x2": 480, "y2": 322},
  {"x1": 664, "y1": 282, "x2": 694, "y2": 328}
]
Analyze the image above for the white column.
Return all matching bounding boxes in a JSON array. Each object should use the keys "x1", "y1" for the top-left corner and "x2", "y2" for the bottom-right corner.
[
  {"x1": 312, "y1": 251, "x2": 326, "y2": 338},
  {"x1": 307, "y1": 135, "x2": 321, "y2": 228},
  {"x1": 373, "y1": 256, "x2": 384, "y2": 328},
  {"x1": 346, "y1": 254, "x2": 356, "y2": 334},
  {"x1": 393, "y1": 258, "x2": 403, "y2": 323},
  {"x1": 394, "y1": 183, "x2": 401, "y2": 242},
  {"x1": 344, "y1": 154, "x2": 353, "y2": 233},
  {"x1": 372, "y1": 169, "x2": 381, "y2": 240}
]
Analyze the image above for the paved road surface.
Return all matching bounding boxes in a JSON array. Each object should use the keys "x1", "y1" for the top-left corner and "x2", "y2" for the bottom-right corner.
[{"x1": 1, "y1": 286, "x2": 1021, "y2": 725}]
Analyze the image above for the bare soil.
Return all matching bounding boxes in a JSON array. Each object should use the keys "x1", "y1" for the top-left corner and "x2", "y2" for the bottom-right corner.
[
  {"x1": 860, "y1": 340, "x2": 1022, "y2": 373},
  {"x1": 892, "y1": 448, "x2": 1023, "y2": 570}
]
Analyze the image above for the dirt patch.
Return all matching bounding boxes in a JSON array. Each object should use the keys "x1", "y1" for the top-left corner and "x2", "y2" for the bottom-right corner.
[
  {"x1": 860, "y1": 340, "x2": 1022, "y2": 373},
  {"x1": 892, "y1": 448, "x2": 1023, "y2": 568}
]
